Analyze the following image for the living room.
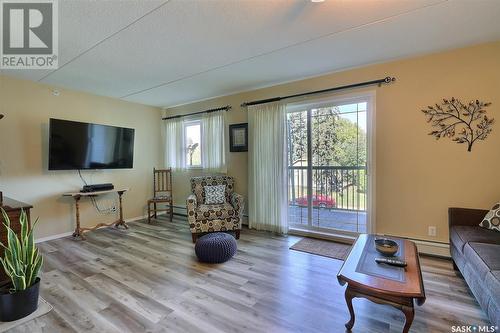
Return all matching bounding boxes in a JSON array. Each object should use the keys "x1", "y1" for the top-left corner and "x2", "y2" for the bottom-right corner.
[{"x1": 0, "y1": 0, "x2": 499, "y2": 332}]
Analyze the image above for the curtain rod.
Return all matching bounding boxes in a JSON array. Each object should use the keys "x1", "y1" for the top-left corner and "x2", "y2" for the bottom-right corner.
[
  {"x1": 162, "y1": 105, "x2": 231, "y2": 120},
  {"x1": 240, "y1": 76, "x2": 396, "y2": 108}
]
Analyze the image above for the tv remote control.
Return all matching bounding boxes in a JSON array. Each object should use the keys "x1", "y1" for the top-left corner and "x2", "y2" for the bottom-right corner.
[{"x1": 375, "y1": 258, "x2": 407, "y2": 267}]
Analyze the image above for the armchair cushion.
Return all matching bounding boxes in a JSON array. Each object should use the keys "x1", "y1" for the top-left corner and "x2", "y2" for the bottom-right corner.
[
  {"x1": 191, "y1": 176, "x2": 234, "y2": 204},
  {"x1": 196, "y1": 202, "x2": 236, "y2": 221},
  {"x1": 204, "y1": 185, "x2": 226, "y2": 204}
]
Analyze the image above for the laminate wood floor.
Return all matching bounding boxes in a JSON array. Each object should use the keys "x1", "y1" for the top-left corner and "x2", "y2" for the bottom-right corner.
[{"x1": 10, "y1": 216, "x2": 490, "y2": 333}]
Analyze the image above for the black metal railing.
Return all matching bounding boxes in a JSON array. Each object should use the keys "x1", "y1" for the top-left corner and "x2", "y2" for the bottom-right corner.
[{"x1": 288, "y1": 165, "x2": 367, "y2": 212}]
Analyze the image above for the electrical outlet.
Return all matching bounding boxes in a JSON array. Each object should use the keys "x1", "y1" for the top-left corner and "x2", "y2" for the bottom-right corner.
[{"x1": 428, "y1": 226, "x2": 437, "y2": 237}]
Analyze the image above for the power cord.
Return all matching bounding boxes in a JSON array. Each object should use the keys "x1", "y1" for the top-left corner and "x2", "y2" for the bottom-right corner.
[
  {"x1": 90, "y1": 197, "x2": 117, "y2": 214},
  {"x1": 78, "y1": 169, "x2": 88, "y2": 186},
  {"x1": 77, "y1": 170, "x2": 116, "y2": 215}
]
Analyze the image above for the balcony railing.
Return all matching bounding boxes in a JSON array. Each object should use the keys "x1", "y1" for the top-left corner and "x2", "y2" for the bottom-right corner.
[{"x1": 288, "y1": 165, "x2": 367, "y2": 212}]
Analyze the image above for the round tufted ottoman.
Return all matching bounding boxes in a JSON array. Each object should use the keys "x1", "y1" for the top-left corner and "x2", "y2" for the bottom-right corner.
[{"x1": 195, "y1": 232, "x2": 237, "y2": 263}]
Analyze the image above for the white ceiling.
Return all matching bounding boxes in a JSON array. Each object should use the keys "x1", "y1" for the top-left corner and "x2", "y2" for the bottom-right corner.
[{"x1": 2, "y1": 0, "x2": 500, "y2": 108}]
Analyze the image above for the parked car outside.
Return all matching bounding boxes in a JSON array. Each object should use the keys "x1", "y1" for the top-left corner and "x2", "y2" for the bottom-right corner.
[{"x1": 293, "y1": 195, "x2": 336, "y2": 208}]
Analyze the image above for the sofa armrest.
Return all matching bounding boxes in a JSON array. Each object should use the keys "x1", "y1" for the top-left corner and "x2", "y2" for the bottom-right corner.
[
  {"x1": 231, "y1": 193, "x2": 245, "y2": 219},
  {"x1": 186, "y1": 194, "x2": 198, "y2": 225},
  {"x1": 448, "y1": 207, "x2": 489, "y2": 228}
]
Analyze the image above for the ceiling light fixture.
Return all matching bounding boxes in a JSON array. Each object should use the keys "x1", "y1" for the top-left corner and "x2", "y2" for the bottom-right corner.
[{"x1": 311, "y1": 0, "x2": 325, "y2": 2}]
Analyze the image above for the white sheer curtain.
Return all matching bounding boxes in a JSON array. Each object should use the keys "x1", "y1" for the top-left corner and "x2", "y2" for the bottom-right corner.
[
  {"x1": 201, "y1": 110, "x2": 226, "y2": 171},
  {"x1": 163, "y1": 117, "x2": 185, "y2": 169},
  {"x1": 248, "y1": 102, "x2": 288, "y2": 234},
  {"x1": 164, "y1": 111, "x2": 226, "y2": 171}
]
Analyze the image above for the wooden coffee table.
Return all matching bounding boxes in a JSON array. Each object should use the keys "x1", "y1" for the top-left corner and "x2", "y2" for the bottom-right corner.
[{"x1": 337, "y1": 234, "x2": 425, "y2": 333}]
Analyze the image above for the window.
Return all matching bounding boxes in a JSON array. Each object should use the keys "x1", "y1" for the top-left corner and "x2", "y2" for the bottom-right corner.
[
  {"x1": 184, "y1": 120, "x2": 202, "y2": 167},
  {"x1": 287, "y1": 95, "x2": 373, "y2": 234},
  {"x1": 164, "y1": 111, "x2": 225, "y2": 171}
]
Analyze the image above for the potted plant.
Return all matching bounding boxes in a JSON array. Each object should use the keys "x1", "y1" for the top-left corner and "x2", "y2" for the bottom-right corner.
[
  {"x1": 0, "y1": 114, "x2": 3, "y2": 205},
  {"x1": 0, "y1": 209, "x2": 43, "y2": 322}
]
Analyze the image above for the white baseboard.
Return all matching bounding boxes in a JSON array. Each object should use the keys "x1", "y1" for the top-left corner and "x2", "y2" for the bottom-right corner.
[
  {"x1": 35, "y1": 214, "x2": 451, "y2": 258},
  {"x1": 288, "y1": 228, "x2": 357, "y2": 244},
  {"x1": 34, "y1": 213, "x2": 155, "y2": 244},
  {"x1": 288, "y1": 229, "x2": 451, "y2": 258},
  {"x1": 35, "y1": 232, "x2": 73, "y2": 244}
]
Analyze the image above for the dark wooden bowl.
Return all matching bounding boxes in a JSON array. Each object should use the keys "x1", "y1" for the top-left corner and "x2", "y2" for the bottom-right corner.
[{"x1": 374, "y1": 238, "x2": 399, "y2": 256}]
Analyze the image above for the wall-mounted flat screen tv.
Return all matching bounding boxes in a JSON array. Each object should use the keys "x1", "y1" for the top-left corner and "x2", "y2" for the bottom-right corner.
[{"x1": 49, "y1": 118, "x2": 135, "y2": 170}]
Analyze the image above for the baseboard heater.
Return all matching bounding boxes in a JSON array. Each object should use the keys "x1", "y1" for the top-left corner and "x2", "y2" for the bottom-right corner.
[{"x1": 381, "y1": 234, "x2": 450, "y2": 258}]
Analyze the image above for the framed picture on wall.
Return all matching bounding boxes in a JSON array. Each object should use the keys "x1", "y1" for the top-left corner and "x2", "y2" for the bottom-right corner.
[{"x1": 229, "y1": 123, "x2": 248, "y2": 152}]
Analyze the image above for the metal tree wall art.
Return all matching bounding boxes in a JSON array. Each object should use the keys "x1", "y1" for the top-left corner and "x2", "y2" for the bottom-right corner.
[{"x1": 422, "y1": 98, "x2": 494, "y2": 152}]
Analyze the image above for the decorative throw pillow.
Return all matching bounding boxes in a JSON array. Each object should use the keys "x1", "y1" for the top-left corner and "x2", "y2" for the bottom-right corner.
[
  {"x1": 480, "y1": 203, "x2": 500, "y2": 232},
  {"x1": 204, "y1": 185, "x2": 226, "y2": 205}
]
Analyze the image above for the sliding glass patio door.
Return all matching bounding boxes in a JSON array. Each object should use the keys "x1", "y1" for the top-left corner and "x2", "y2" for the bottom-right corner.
[{"x1": 287, "y1": 95, "x2": 372, "y2": 235}]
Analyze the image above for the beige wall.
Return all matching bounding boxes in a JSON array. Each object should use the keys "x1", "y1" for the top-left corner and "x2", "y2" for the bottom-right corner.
[
  {"x1": 0, "y1": 75, "x2": 162, "y2": 239},
  {"x1": 165, "y1": 41, "x2": 500, "y2": 243}
]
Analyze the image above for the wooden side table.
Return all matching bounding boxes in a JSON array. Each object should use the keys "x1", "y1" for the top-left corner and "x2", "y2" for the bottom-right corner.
[{"x1": 63, "y1": 188, "x2": 129, "y2": 240}]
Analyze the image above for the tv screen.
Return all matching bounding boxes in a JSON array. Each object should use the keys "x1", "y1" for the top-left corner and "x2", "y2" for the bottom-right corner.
[{"x1": 48, "y1": 118, "x2": 135, "y2": 170}]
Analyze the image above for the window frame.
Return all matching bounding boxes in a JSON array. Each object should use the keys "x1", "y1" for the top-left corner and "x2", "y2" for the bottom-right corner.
[
  {"x1": 183, "y1": 118, "x2": 203, "y2": 169},
  {"x1": 286, "y1": 90, "x2": 376, "y2": 236}
]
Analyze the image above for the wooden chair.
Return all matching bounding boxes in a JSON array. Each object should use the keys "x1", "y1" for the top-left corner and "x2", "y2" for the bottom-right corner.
[{"x1": 147, "y1": 168, "x2": 173, "y2": 223}]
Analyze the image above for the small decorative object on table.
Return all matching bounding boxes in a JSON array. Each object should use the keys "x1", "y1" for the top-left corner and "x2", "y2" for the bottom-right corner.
[
  {"x1": 421, "y1": 98, "x2": 494, "y2": 152},
  {"x1": 0, "y1": 210, "x2": 43, "y2": 322},
  {"x1": 374, "y1": 238, "x2": 399, "y2": 256},
  {"x1": 229, "y1": 123, "x2": 248, "y2": 152}
]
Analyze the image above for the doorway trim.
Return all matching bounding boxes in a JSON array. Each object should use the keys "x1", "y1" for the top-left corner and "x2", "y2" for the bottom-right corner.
[{"x1": 286, "y1": 89, "x2": 376, "y2": 238}]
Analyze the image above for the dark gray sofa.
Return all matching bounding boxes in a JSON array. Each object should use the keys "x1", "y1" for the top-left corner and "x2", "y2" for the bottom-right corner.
[{"x1": 449, "y1": 207, "x2": 500, "y2": 327}]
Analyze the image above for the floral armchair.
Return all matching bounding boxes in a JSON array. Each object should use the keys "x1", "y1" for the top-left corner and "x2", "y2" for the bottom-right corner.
[{"x1": 186, "y1": 175, "x2": 244, "y2": 243}]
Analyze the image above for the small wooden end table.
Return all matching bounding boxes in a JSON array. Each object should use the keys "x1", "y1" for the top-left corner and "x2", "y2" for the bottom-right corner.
[
  {"x1": 63, "y1": 188, "x2": 129, "y2": 240},
  {"x1": 337, "y1": 234, "x2": 426, "y2": 333}
]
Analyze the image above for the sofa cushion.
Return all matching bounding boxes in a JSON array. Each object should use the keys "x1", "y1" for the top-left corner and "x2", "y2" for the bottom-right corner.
[
  {"x1": 485, "y1": 271, "x2": 500, "y2": 328},
  {"x1": 462, "y1": 264, "x2": 491, "y2": 310},
  {"x1": 487, "y1": 297, "x2": 500, "y2": 329},
  {"x1": 480, "y1": 203, "x2": 500, "y2": 232},
  {"x1": 450, "y1": 225, "x2": 500, "y2": 253},
  {"x1": 463, "y1": 242, "x2": 500, "y2": 279},
  {"x1": 485, "y1": 270, "x2": 500, "y2": 304},
  {"x1": 450, "y1": 242, "x2": 466, "y2": 271}
]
